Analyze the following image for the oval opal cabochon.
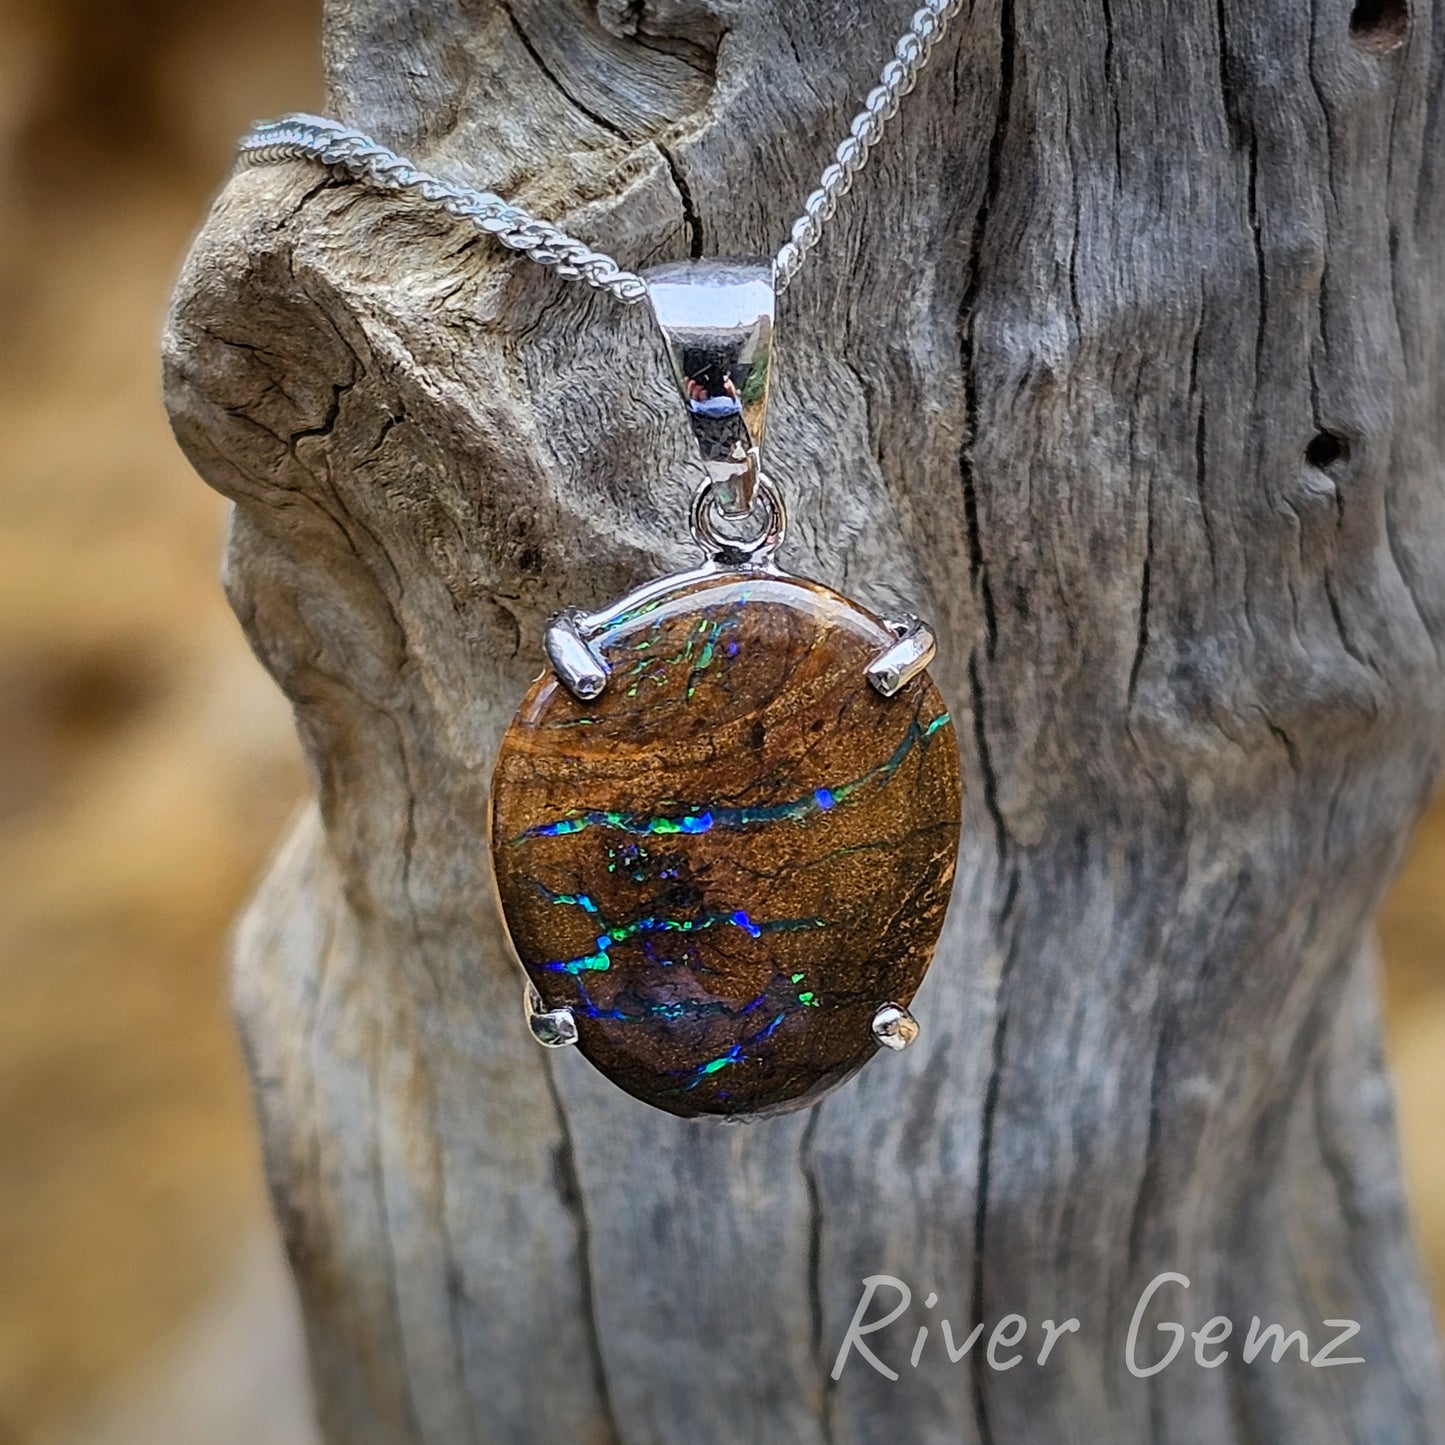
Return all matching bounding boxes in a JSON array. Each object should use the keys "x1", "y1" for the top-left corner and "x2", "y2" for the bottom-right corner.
[{"x1": 489, "y1": 572, "x2": 963, "y2": 1119}]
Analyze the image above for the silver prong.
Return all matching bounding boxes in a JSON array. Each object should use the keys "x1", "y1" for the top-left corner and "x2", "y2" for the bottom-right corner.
[
  {"x1": 545, "y1": 611, "x2": 609, "y2": 700},
  {"x1": 872, "y1": 1002, "x2": 920, "y2": 1052},
  {"x1": 525, "y1": 982, "x2": 578, "y2": 1048},
  {"x1": 867, "y1": 615, "x2": 937, "y2": 697}
]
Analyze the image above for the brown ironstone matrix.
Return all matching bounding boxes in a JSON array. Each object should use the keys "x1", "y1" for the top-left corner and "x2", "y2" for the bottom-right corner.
[{"x1": 490, "y1": 573, "x2": 963, "y2": 1118}]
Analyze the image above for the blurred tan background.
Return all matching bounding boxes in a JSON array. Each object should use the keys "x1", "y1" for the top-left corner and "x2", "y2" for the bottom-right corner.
[
  {"x1": 0, "y1": 1, "x2": 319, "y2": 1440},
  {"x1": 0, "y1": 2, "x2": 1440, "y2": 1441}
]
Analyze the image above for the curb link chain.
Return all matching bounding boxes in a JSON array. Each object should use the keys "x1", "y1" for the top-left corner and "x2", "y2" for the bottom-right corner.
[
  {"x1": 238, "y1": 114, "x2": 651, "y2": 303},
  {"x1": 236, "y1": 0, "x2": 964, "y2": 303}
]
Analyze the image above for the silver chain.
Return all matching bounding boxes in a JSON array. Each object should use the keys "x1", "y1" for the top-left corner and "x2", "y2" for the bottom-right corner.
[
  {"x1": 238, "y1": 113, "x2": 652, "y2": 303},
  {"x1": 238, "y1": 1, "x2": 963, "y2": 304},
  {"x1": 774, "y1": 0, "x2": 964, "y2": 288}
]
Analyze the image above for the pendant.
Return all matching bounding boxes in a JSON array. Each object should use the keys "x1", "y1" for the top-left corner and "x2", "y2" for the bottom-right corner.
[{"x1": 489, "y1": 260, "x2": 962, "y2": 1119}]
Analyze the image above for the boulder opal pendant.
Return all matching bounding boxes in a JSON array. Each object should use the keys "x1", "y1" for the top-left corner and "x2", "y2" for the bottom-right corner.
[{"x1": 488, "y1": 260, "x2": 963, "y2": 1119}]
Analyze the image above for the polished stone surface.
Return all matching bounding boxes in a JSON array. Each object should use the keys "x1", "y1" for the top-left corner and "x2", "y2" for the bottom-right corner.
[{"x1": 490, "y1": 571, "x2": 962, "y2": 1118}]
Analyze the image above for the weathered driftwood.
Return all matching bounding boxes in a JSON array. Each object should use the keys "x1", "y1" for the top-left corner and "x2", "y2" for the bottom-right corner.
[{"x1": 164, "y1": 1, "x2": 1445, "y2": 1439}]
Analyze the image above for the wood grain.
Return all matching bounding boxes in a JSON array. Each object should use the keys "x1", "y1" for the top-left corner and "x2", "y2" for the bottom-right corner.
[{"x1": 164, "y1": 1, "x2": 1445, "y2": 1439}]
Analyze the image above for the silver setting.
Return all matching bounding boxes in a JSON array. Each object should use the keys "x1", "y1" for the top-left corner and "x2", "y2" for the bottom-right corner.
[
  {"x1": 867, "y1": 615, "x2": 937, "y2": 697},
  {"x1": 645, "y1": 259, "x2": 775, "y2": 519},
  {"x1": 541, "y1": 562, "x2": 723, "y2": 697},
  {"x1": 872, "y1": 1002, "x2": 920, "y2": 1052},
  {"x1": 573, "y1": 561, "x2": 727, "y2": 635},
  {"x1": 526, "y1": 982, "x2": 579, "y2": 1048},
  {"x1": 545, "y1": 610, "x2": 609, "y2": 700},
  {"x1": 543, "y1": 548, "x2": 785, "y2": 699}
]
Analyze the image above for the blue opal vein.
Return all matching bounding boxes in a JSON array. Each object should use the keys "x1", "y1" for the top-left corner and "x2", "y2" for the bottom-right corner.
[
  {"x1": 675, "y1": 1010, "x2": 791, "y2": 1092},
  {"x1": 514, "y1": 707, "x2": 950, "y2": 845},
  {"x1": 571, "y1": 975, "x2": 791, "y2": 1028},
  {"x1": 543, "y1": 907, "x2": 826, "y2": 976}
]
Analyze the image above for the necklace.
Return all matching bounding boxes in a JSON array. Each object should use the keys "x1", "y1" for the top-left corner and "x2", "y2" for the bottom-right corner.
[{"x1": 239, "y1": 0, "x2": 965, "y2": 1120}]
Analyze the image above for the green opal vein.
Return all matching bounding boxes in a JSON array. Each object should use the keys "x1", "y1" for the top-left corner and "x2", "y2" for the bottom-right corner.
[{"x1": 515, "y1": 710, "x2": 950, "y2": 844}]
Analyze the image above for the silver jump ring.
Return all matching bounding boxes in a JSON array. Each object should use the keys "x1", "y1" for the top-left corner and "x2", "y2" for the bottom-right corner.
[{"x1": 689, "y1": 473, "x2": 787, "y2": 565}]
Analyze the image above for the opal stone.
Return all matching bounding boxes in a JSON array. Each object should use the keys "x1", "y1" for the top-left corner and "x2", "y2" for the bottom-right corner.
[{"x1": 489, "y1": 571, "x2": 962, "y2": 1119}]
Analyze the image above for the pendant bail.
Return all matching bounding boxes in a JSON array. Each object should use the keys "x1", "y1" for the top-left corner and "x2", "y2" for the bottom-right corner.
[{"x1": 643, "y1": 259, "x2": 775, "y2": 520}]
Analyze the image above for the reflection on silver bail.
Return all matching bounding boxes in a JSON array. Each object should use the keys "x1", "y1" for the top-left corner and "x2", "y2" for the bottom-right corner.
[{"x1": 644, "y1": 259, "x2": 775, "y2": 520}]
